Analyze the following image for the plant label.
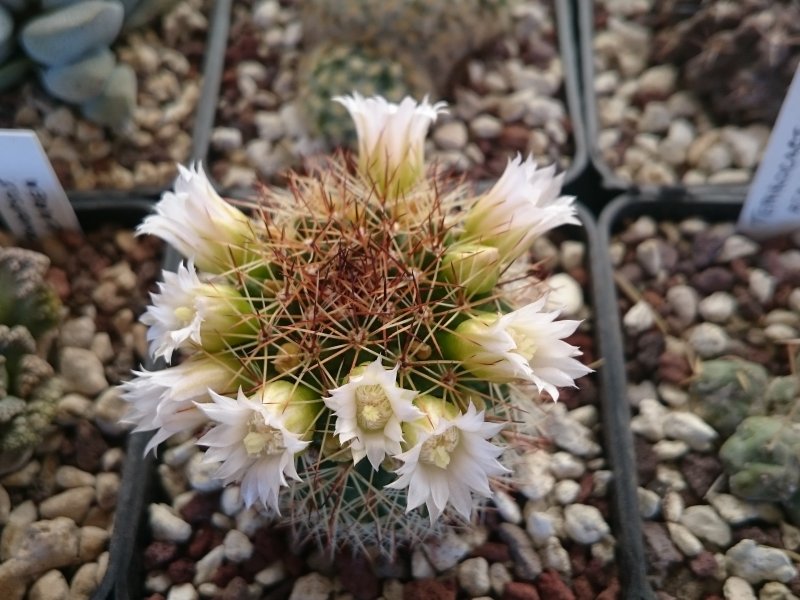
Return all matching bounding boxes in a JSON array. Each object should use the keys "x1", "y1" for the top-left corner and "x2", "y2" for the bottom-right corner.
[
  {"x1": 739, "y1": 64, "x2": 800, "y2": 238},
  {"x1": 0, "y1": 129, "x2": 81, "y2": 239}
]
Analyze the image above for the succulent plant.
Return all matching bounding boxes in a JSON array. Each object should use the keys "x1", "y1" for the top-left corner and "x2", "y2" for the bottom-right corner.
[
  {"x1": 689, "y1": 358, "x2": 770, "y2": 438},
  {"x1": 296, "y1": 42, "x2": 432, "y2": 147},
  {"x1": 123, "y1": 94, "x2": 587, "y2": 555},
  {"x1": 0, "y1": 248, "x2": 64, "y2": 474},
  {"x1": 650, "y1": 0, "x2": 800, "y2": 123},
  {"x1": 0, "y1": 0, "x2": 178, "y2": 130},
  {"x1": 720, "y1": 415, "x2": 800, "y2": 525}
]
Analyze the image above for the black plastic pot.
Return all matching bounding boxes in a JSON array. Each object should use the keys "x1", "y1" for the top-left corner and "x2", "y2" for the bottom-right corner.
[
  {"x1": 595, "y1": 189, "x2": 751, "y2": 600},
  {"x1": 213, "y1": 0, "x2": 587, "y2": 200},
  {"x1": 577, "y1": 1, "x2": 751, "y2": 202}
]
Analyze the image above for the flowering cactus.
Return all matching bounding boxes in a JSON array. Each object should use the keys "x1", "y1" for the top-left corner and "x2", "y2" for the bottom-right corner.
[{"x1": 122, "y1": 93, "x2": 591, "y2": 554}]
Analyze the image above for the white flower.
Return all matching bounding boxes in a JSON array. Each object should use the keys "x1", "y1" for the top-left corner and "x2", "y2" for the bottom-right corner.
[
  {"x1": 334, "y1": 93, "x2": 447, "y2": 197},
  {"x1": 387, "y1": 401, "x2": 508, "y2": 522},
  {"x1": 137, "y1": 163, "x2": 253, "y2": 273},
  {"x1": 463, "y1": 154, "x2": 579, "y2": 262},
  {"x1": 196, "y1": 384, "x2": 315, "y2": 512},
  {"x1": 323, "y1": 357, "x2": 423, "y2": 471},
  {"x1": 141, "y1": 261, "x2": 254, "y2": 363},
  {"x1": 120, "y1": 355, "x2": 240, "y2": 454},
  {"x1": 448, "y1": 298, "x2": 592, "y2": 401}
]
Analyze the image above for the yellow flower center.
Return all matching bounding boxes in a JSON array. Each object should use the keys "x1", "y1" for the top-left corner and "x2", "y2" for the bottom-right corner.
[
  {"x1": 173, "y1": 305, "x2": 195, "y2": 324},
  {"x1": 355, "y1": 384, "x2": 393, "y2": 431},
  {"x1": 508, "y1": 326, "x2": 536, "y2": 361},
  {"x1": 420, "y1": 426, "x2": 460, "y2": 469},
  {"x1": 243, "y1": 414, "x2": 285, "y2": 457}
]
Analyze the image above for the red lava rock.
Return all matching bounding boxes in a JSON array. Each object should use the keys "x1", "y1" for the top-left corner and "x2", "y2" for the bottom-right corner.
[
  {"x1": 596, "y1": 577, "x2": 621, "y2": 600},
  {"x1": 502, "y1": 581, "x2": 541, "y2": 600},
  {"x1": 240, "y1": 552, "x2": 269, "y2": 580},
  {"x1": 212, "y1": 563, "x2": 240, "y2": 587},
  {"x1": 283, "y1": 552, "x2": 306, "y2": 578},
  {"x1": 188, "y1": 526, "x2": 222, "y2": 559},
  {"x1": 681, "y1": 454, "x2": 723, "y2": 500},
  {"x1": 220, "y1": 576, "x2": 250, "y2": 600},
  {"x1": 636, "y1": 330, "x2": 666, "y2": 370},
  {"x1": 180, "y1": 491, "x2": 220, "y2": 524},
  {"x1": 45, "y1": 267, "x2": 70, "y2": 301},
  {"x1": 634, "y1": 437, "x2": 658, "y2": 485},
  {"x1": 144, "y1": 595, "x2": 165, "y2": 600},
  {"x1": 584, "y1": 558, "x2": 611, "y2": 590},
  {"x1": 689, "y1": 552, "x2": 718, "y2": 578},
  {"x1": 572, "y1": 575, "x2": 595, "y2": 600},
  {"x1": 403, "y1": 579, "x2": 456, "y2": 600},
  {"x1": 144, "y1": 541, "x2": 178, "y2": 570},
  {"x1": 642, "y1": 522, "x2": 683, "y2": 573},
  {"x1": 472, "y1": 541, "x2": 511, "y2": 563},
  {"x1": 167, "y1": 558, "x2": 195, "y2": 584},
  {"x1": 74, "y1": 420, "x2": 109, "y2": 472},
  {"x1": 567, "y1": 545, "x2": 588, "y2": 576},
  {"x1": 336, "y1": 552, "x2": 380, "y2": 600},
  {"x1": 658, "y1": 352, "x2": 692, "y2": 384},
  {"x1": 535, "y1": 570, "x2": 575, "y2": 600},
  {"x1": 251, "y1": 527, "x2": 286, "y2": 563},
  {"x1": 733, "y1": 525, "x2": 783, "y2": 548},
  {"x1": 691, "y1": 266, "x2": 735, "y2": 294}
]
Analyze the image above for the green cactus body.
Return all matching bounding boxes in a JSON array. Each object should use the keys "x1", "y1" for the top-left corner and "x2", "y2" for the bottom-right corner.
[
  {"x1": 297, "y1": 42, "x2": 433, "y2": 146},
  {"x1": 720, "y1": 415, "x2": 800, "y2": 525},
  {"x1": 0, "y1": 249, "x2": 63, "y2": 473},
  {"x1": 689, "y1": 358, "x2": 769, "y2": 437}
]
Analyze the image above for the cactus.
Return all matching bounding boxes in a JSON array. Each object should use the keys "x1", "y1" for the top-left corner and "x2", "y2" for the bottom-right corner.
[
  {"x1": 0, "y1": 0, "x2": 178, "y2": 130},
  {"x1": 719, "y1": 415, "x2": 800, "y2": 525},
  {"x1": 0, "y1": 248, "x2": 63, "y2": 475},
  {"x1": 124, "y1": 95, "x2": 587, "y2": 555},
  {"x1": 689, "y1": 358, "x2": 769, "y2": 437},
  {"x1": 650, "y1": 0, "x2": 800, "y2": 124},
  {"x1": 297, "y1": 42, "x2": 433, "y2": 147}
]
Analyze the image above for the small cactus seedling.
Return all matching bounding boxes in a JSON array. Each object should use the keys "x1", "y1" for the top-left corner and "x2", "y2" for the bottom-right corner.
[
  {"x1": 689, "y1": 357, "x2": 769, "y2": 438},
  {"x1": 0, "y1": 248, "x2": 64, "y2": 474},
  {"x1": 720, "y1": 415, "x2": 800, "y2": 526},
  {"x1": 123, "y1": 93, "x2": 589, "y2": 555}
]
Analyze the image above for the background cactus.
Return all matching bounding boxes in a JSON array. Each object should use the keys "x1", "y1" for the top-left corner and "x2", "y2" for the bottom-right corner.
[
  {"x1": 688, "y1": 358, "x2": 769, "y2": 438},
  {"x1": 0, "y1": 248, "x2": 63, "y2": 474},
  {"x1": 0, "y1": 0, "x2": 179, "y2": 130},
  {"x1": 650, "y1": 0, "x2": 800, "y2": 124},
  {"x1": 720, "y1": 415, "x2": 800, "y2": 526},
  {"x1": 296, "y1": 42, "x2": 433, "y2": 146}
]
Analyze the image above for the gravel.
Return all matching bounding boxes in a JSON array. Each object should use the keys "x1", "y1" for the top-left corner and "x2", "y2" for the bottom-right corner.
[
  {"x1": 590, "y1": 0, "x2": 774, "y2": 186},
  {"x1": 0, "y1": 0, "x2": 210, "y2": 191}
]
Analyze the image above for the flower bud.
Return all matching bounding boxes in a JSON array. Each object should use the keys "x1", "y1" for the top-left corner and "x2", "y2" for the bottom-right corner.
[{"x1": 441, "y1": 243, "x2": 501, "y2": 295}]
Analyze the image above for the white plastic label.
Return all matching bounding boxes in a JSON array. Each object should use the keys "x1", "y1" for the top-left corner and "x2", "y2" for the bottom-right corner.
[
  {"x1": 738, "y1": 65, "x2": 800, "y2": 238},
  {"x1": 0, "y1": 129, "x2": 81, "y2": 239}
]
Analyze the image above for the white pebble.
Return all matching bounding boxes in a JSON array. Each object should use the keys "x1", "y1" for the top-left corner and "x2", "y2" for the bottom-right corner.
[
  {"x1": 563, "y1": 504, "x2": 610, "y2": 545},
  {"x1": 492, "y1": 490, "x2": 522, "y2": 524},
  {"x1": 149, "y1": 504, "x2": 191, "y2": 543},
  {"x1": 623, "y1": 300, "x2": 655, "y2": 334},
  {"x1": 554, "y1": 480, "x2": 581, "y2": 505},
  {"x1": 662, "y1": 411, "x2": 718, "y2": 451},
  {"x1": 637, "y1": 488, "x2": 660, "y2": 519}
]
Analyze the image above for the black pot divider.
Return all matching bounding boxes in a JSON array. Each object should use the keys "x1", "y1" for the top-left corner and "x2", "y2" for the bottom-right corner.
[{"x1": 595, "y1": 188, "x2": 751, "y2": 600}]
